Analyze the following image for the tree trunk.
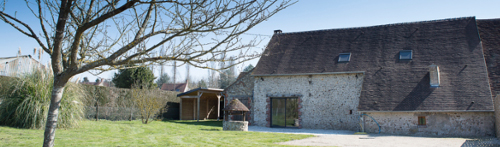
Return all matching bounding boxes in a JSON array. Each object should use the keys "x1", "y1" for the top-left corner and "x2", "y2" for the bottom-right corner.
[
  {"x1": 43, "y1": 84, "x2": 66, "y2": 147},
  {"x1": 145, "y1": 111, "x2": 150, "y2": 124},
  {"x1": 129, "y1": 108, "x2": 133, "y2": 121},
  {"x1": 95, "y1": 102, "x2": 99, "y2": 121}
]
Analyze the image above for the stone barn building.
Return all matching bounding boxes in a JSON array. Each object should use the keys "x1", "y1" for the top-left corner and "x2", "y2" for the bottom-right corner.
[{"x1": 226, "y1": 17, "x2": 500, "y2": 137}]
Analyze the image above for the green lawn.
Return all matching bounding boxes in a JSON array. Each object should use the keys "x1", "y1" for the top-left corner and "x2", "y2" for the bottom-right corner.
[{"x1": 0, "y1": 120, "x2": 313, "y2": 146}]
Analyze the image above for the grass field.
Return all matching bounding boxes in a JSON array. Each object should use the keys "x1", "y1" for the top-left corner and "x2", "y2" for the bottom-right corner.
[{"x1": 0, "y1": 120, "x2": 312, "y2": 146}]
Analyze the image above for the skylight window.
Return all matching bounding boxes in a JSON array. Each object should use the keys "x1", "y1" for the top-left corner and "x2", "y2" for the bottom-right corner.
[
  {"x1": 338, "y1": 53, "x2": 351, "y2": 62},
  {"x1": 400, "y1": 50, "x2": 413, "y2": 60},
  {"x1": 429, "y1": 64, "x2": 440, "y2": 87}
]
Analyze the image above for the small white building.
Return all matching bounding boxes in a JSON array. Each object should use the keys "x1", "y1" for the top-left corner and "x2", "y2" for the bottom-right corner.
[{"x1": 0, "y1": 55, "x2": 48, "y2": 77}]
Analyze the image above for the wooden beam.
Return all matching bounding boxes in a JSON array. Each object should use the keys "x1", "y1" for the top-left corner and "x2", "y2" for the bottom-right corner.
[
  {"x1": 198, "y1": 89, "x2": 224, "y2": 94},
  {"x1": 179, "y1": 100, "x2": 182, "y2": 120},
  {"x1": 180, "y1": 95, "x2": 199, "y2": 98},
  {"x1": 206, "y1": 99, "x2": 208, "y2": 120},
  {"x1": 193, "y1": 99, "x2": 195, "y2": 120},
  {"x1": 217, "y1": 94, "x2": 221, "y2": 121},
  {"x1": 197, "y1": 92, "x2": 202, "y2": 122}
]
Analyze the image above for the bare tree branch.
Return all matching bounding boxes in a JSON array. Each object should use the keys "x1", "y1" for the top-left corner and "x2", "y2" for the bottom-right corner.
[
  {"x1": 0, "y1": 10, "x2": 51, "y2": 54},
  {"x1": 0, "y1": 1, "x2": 296, "y2": 146}
]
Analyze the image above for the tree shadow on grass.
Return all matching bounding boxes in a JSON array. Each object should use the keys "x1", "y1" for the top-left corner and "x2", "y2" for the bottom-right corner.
[
  {"x1": 169, "y1": 120, "x2": 222, "y2": 128},
  {"x1": 200, "y1": 128, "x2": 222, "y2": 131}
]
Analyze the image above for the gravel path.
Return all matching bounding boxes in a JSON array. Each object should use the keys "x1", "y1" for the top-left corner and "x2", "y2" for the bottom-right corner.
[{"x1": 248, "y1": 126, "x2": 500, "y2": 147}]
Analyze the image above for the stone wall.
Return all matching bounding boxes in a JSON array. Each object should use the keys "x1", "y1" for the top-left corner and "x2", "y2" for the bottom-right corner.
[
  {"x1": 225, "y1": 72, "x2": 255, "y2": 96},
  {"x1": 253, "y1": 73, "x2": 364, "y2": 131},
  {"x1": 223, "y1": 121, "x2": 248, "y2": 131},
  {"x1": 495, "y1": 94, "x2": 500, "y2": 139},
  {"x1": 224, "y1": 71, "x2": 255, "y2": 124},
  {"x1": 363, "y1": 112, "x2": 495, "y2": 137}
]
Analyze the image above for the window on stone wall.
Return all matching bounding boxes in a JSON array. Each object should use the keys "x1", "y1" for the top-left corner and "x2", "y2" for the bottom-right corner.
[
  {"x1": 271, "y1": 97, "x2": 299, "y2": 128},
  {"x1": 418, "y1": 116, "x2": 426, "y2": 125}
]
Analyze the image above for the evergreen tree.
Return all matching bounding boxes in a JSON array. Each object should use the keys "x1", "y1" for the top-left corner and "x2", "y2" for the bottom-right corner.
[
  {"x1": 218, "y1": 69, "x2": 235, "y2": 89},
  {"x1": 156, "y1": 73, "x2": 171, "y2": 88},
  {"x1": 243, "y1": 64, "x2": 254, "y2": 72},
  {"x1": 112, "y1": 67, "x2": 157, "y2": 89},
  {"x1": 198, "y1": 79, "x2": 207, "y2": 88},
  {"x1": 82, "y1": 77, "x2": 89, "y2": 83}
]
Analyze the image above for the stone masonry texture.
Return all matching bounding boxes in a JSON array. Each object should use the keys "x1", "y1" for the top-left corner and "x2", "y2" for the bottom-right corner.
[
  {"x1": 223, "y1": 121, "x2": 248, "y2": 131},
  {"x1": 364, "y1": 112, "x2": 495, "y2": 137},
  {"x1": 252, "y1": 73, "x2": 495, "y2": 137},
  {"x1": 253, "y1": 73, "x2": 364, "y2": 131},
  {"x1": 225, "y1": 70, "x2": 255, "y2": 124}
]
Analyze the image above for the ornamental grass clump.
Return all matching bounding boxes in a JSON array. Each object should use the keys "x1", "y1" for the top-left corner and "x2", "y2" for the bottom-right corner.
[{"x1": 0, "y1": 69, "x2": 84, "y2": 129}]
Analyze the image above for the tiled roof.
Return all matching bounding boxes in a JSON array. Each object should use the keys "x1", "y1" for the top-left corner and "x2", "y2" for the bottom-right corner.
[
  {"x1": 254, "y1": 17, "x2": 493, "y2": 111},
  {"x1": 161, "y1": 83, "x2": 188, "y2": 92},
  {"x1": 80, "y1": 80, "x2": 112, "y2": 87},
  {"x1": 224, "y1": 68, "x2": 254, "y2": 91},
  {"x1": 477, "y1": 18, "x2": 500, "y2": 97},
  {"x1": 222, "y1": 99, "x2": 250, "y2": 111}
]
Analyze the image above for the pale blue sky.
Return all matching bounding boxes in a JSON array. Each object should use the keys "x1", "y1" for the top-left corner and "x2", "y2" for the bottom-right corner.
[{"x1": 1, "y1": 0, "x2": 500, "y2": 82}]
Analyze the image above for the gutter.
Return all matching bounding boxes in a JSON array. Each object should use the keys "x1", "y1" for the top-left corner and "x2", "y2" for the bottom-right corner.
[
  {"x1": 177, "y1": 87, "x2": 224, "y2": 97},
  {"x1": 358, "y1": 110, "x2": 494, "y2": 113},
  {"x1": 252, "y1": 71, "x2": 365, "y2": 77}
]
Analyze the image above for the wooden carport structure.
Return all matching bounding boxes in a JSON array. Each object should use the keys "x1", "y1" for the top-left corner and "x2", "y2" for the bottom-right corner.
[{"x1": 177, "y1": 88, "x2": 224, "y2": 121}]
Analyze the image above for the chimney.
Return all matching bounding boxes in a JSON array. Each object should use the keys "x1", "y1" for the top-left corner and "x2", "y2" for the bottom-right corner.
[
  {"x1": 274, "y1": 29, "x2": 282, "y2": 34},
  {"x1": 429, "y1": 64, "x2": 440, "y2": 87}
]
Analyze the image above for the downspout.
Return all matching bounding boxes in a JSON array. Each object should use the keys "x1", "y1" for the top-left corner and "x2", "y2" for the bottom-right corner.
[{"x1": 359, "y1": 113, "x2": 381, "y2": 134}]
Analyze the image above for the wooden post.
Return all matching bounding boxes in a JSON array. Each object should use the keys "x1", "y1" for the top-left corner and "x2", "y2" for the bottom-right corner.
[
  {"x1": 197, "y1": 92, "x2": 202, "y2": 122},
  {"x1": 217, "y1": 94, "x2": 221, "y2": 121},
  {"x1": 179, "y1": 98, "x2": 183, "y2": 120},
  {"x1": 193, "y1": 99, "x2": 195, "y2": 120},
  {"x1": 243, "y1": 112, "x2": 246, "y2": 121},
  {"x1": 206, "y1": 99, "x2": 208, "y2": 120}
]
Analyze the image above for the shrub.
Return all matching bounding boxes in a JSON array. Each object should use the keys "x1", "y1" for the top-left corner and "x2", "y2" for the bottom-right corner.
[
  {"x1": 132, "y1": 83, "x2": 167, "y2": 124},
  {"x1": 0, "y1": 70, "x2": 84, "y2": 129},
  {"x1": 81, "y1": 85, "x2": 110, "y2": 121},
  {"x1": 80, "y1": 86, "x2": 179, "y2": 121},
  {"x1": 112, "y1": 67, "x2": 156, "y2": 89}
]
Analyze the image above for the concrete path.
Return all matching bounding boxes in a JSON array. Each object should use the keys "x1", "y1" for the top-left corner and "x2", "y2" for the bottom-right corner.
[{"x1": 248, "y1": 126, "x2": 500, "y2": 147}]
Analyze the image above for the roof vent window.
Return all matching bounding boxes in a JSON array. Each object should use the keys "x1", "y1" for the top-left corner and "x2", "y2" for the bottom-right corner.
[
  {"x1": 338, "y1": 53, "x2": 351, "y2": 62},
  {"x1": 400, "y1": 50, "x2": 413, "y2": 60}
]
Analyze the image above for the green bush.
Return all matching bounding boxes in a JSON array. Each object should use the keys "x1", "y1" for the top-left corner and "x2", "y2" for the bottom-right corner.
[{"x1": 0, "y1": 70, "x2": 84, "y2": 129}]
